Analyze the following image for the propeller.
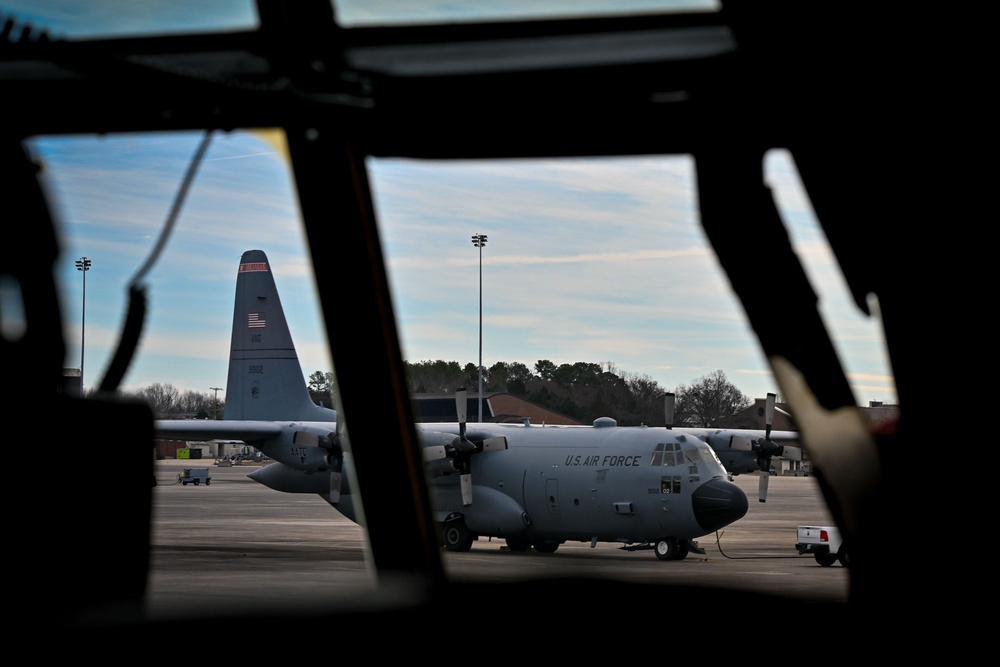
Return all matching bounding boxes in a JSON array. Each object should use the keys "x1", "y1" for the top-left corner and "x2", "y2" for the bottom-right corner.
[
  {"x1": 758, "y1": 393, "x2": 776, "y2": 502},
  {"x1": 285, "y1": 425, "x2": 344, "y2": 502},
  {"x1": 756, "y1": 393, "x2": 803, "y2": 502},
  {"x1": 420, "y1": 388, "x2": 507, "y2": 506},
  {"x1": 664, "y1": 392, "x2": 675, "y2": 429},
  {"x1": 724, "y1": 393, "x2": 804, "y2": 502}
]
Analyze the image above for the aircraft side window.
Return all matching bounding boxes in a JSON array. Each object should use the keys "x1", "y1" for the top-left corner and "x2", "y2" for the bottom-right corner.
[{"x1": 661, "y1": 476, "x2": 681, "y2": 494}]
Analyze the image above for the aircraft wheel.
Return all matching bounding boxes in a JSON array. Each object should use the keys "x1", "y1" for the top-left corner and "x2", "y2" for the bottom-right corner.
[
  {"x1": 654, "y1": 538, "x2": 677, "y2": 561},
  {"x1": 673, "y1": 541, "x2": 690, "y2": 560},
  {"x1": 815, "y1": 553, "x2": 838, "y2": 566},
  {"x1": 505, "y1": 535, "x2": 531, "y2": 552},
  {"x1": 532, "y1": 540, "x2": 559, "y2": 554},
  {"x1": 443, "y1": 519, "x2": 474, "y2": 552}
]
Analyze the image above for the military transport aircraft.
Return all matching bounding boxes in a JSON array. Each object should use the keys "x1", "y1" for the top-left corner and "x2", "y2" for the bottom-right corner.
[{"x1": 155, "y1": 249, "x2": 805, "y2": 558}]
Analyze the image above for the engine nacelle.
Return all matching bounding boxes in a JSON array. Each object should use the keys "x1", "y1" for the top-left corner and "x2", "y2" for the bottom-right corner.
[
  {"x1": 258, "y1": 425, "x2": 337, "y2": 472},
  {"x1": 248, "y1": 461, "x2": 332, "y2": 494}
]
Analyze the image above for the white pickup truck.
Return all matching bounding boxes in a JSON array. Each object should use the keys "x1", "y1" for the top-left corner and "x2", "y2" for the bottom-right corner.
[{"x1": 795, "y1": 525, "x2": 849, "y2": 567}]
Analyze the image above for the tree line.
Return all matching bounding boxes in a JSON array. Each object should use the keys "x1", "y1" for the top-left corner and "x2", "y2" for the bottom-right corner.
[{"x1": 127, "y1": 361, "x2": 756, "y2": 428}]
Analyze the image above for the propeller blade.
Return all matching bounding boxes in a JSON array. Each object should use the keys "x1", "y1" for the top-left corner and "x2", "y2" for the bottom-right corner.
[
  {"x1": 780, "y1": 444, "x2": 803, "y2": 462},
  {"x1": 422, "y1": 441, "x2": 461, "y2": 476},
  {"x1": 664, "y1": 393, "x2": 675, "y2": 429},
  {"x1": 758, "y1": 469, "x2": 769, "y2": 503},
  {"x1": 329, "y1": 469, "x2": 342, "y2": 504},
  {"x1": 729, "y1": 435, "x2": 754, "y2": 452},
  {"x1": 480, "y1": 436, "x2": 508, "y2": 453},
  {"x1": 765, "y1": 393, "x2": 776, "y2": 440},
  {"x1": 422, "y1": 445, "x2": 448, "y2": 462},
  {"x1": 455, "y1": 388, "x2": 468, "y2": 423},
  {"x1": 460, "y1": 472, "x2": 472, "y2": 506}
]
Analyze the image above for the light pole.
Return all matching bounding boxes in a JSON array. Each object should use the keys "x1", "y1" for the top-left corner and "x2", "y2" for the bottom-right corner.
[
  {"x1": 75, "y1": 256, "x2": 91, "y2": 391},
  {"x1": 210, "y1": 386, "x2": 222, "y2": 419},
  {"x1": 471, "y1": 234, "x2": 487, "y2": 422}
]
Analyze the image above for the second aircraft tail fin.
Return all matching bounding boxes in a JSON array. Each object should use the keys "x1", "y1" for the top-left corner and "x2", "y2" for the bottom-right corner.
[{"x1": 224, "y1": 249, "x2": 334, "y2": 423}]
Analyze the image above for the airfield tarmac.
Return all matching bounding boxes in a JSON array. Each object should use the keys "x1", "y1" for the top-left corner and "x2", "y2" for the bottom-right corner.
[{"x1": 147, "y1": 460, "x2": 849, "y2": 618}]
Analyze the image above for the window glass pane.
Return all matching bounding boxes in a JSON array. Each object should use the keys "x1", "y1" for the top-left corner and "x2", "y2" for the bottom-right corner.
[
  {"x1": 1, "y1": 1, "x2": 257, "y2": 39},
  {"x1": 31, "y1": 130, "x2": 330, "y2": 398},
  {"x1": 368, "y1": 154, "x2": 897, "y2": 407},
  {"x1": 334, "y1": 1, "x2": 719, "y2": 28},
  {"x1": 29, "y1": 129, "x2": 366, "y2": 613},
  {"x1": 24, "y1": 130, "x2": 877, "y2": 606},
  {"x1": 3, "y1": 1, "x2": 719, "y2": 37},
  {"x1": 765, "y1": 149, "x2": 897, "y2": 406}
]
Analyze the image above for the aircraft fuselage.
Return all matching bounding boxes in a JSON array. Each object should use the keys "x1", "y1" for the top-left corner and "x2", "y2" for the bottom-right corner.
[
  {"x1": 429, "y1": 421, "x2": 747, "y2": 547},
  {"x1": 249, "y1": 420, "x2": 749, "y2": 554}
]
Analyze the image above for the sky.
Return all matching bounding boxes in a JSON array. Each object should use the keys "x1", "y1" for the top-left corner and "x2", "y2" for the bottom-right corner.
[{"x1": 10, "y1": 1, "x2": 897, "y2": 407}]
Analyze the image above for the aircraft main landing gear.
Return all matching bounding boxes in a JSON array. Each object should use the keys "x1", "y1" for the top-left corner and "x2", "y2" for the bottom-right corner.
[{"x1": 443, "y1": 515, "x2": 474, "y2": 552}]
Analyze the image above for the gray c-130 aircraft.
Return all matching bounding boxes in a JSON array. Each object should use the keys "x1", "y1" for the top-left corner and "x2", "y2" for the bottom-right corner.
[{"x1": 155, "y1": 249, "x2": 799, "y2": 559}]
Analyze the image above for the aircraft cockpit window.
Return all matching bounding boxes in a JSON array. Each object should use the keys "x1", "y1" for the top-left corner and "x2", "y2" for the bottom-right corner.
[
  {"x1": 680, "y1": 442, "x2": 723, "y2": 467},
  {"x1": 30, "y1": 128, "x2": 359, "y2": 613},
  {"x1": 650, "y1": 442, "x2": 684, "y2": 467},
  {"x1": 368, "y1": 152, "x2": 895, "y2": 421},
  {"x1": 4, "y1": 0, "x2": 917, "y2": 632},
  {"x1": 650, "y1": 444, "x2": 664, "y2": 467},
  {"x1": 684, "y1": 444, "x2": 717, "y2": 466}
]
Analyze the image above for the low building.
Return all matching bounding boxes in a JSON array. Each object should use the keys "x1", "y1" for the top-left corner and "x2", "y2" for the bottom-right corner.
[{"x1": 412, "y1": 392, "x2": 581, "y2": 425}]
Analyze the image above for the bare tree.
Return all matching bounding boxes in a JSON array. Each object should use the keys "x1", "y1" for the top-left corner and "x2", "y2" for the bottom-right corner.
[
  {"x1": 177, "y1": 390, "x2": 213, "y2": 417},
  {"x1": 673, "y1": 370, "x2": 750, "y2": 427},
  {"x1": 623, "y1": 372, "x2": 667, "y2": 425},
  {"x1": 131, "y1": 382, "x2": 182, "y2": 418}
]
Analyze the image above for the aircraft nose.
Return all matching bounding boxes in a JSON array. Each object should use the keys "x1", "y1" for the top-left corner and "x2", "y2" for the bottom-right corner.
[{"x1": 690, "y1": 478, "x2": 748, "y2": 533}]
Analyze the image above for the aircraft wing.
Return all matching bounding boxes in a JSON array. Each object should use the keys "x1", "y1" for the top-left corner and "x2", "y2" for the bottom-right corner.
[
  {"x1": 154, "y1": 419, "x2": 286, "y2": 444},
  {"x1": 759, "y1": 429, "x2": 799, "y2": 442},
  {"x1": 713, "y1": 428, "x2": 800, "y2": 444}
]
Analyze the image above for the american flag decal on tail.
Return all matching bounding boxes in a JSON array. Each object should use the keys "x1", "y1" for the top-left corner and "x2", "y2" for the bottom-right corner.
[{"x1": 248, "y1": 313, "x2": 266, "y2": 328}]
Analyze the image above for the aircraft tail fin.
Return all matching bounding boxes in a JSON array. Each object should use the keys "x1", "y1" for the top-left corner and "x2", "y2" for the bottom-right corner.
[{"x1": 224, "y1": 249, "x2": 334, "y2": 422}]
